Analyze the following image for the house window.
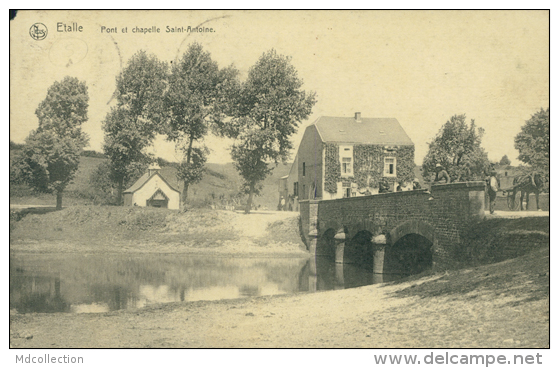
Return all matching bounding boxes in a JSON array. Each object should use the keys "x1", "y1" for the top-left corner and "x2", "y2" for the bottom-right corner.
[
  {"x1": 339, "y1": 146, "x2": 353, "y2": 177},
  {"x1": 303, "y1": 162, "x2": 306, "y2": 177},
  {"x1": 342, "y1": 157, "x2": 352, "y2": 175},
  {"x1": 384, "y1": 157, "x2": 397, "y2": 177},
  {"x1": 302, "y1": 185, "x2": 306, "y2": 199},
  {"x1": 293, "y1": 182, "x2": 299, "y2": 197}
]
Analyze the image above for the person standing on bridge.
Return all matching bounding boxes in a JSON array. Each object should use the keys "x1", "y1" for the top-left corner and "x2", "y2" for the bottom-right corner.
[
  {"x1": 488, "y1": 169, "x2": 500, "y2": 214},
  {"x1": 434, "y1": 164, "x2": 451, "y2": 184}
]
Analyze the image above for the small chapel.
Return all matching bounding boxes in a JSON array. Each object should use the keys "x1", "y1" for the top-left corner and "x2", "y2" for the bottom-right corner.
[{"x1": 123, "y1": 163, "x2": 180, "y2": 210}]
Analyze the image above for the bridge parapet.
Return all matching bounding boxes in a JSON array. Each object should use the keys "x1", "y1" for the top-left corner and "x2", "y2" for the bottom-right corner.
[{"x1": 300, "y1": 181, "x2": 486, "y2": 270}]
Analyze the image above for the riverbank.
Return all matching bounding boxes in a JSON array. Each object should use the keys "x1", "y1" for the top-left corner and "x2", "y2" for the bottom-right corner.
[
  {"x1": 10, "y1": 206, "x2": 308, "y2": 257},
  {"x1": 10, "y1": 245, "x2": 549, "y2": 348}
]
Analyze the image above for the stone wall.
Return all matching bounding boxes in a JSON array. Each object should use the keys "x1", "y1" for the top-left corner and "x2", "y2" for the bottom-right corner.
[{"x1": 300, "y1": 182, "x2": 486, "y2": 270}]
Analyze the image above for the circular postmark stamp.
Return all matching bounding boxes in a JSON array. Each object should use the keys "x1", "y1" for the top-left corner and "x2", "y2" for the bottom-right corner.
[{"x1": 29, "y1": 23, "x2": 48, "y2": 41}]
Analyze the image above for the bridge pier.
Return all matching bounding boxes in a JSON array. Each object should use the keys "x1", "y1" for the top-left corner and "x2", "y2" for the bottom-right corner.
[
  {"x1": 372, "y1": 234, "x2": 387, "y2": 274},
  {"x1": 303, "y1": 200, "x2": 320, "y2": 256},
  {"x1": 334, "y1": 230, "x2": 346, "y2": 264},
  {"x1": 335, "y1": 264, "x2": 345, "y2": 289}
]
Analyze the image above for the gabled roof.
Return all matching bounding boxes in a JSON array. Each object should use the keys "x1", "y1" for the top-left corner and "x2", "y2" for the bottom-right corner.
[
  {"x1": 313, "y1": 116, "x2": 414, "y2": 146},
  {"x1": 148, "y1": 188, "x2": 170, "y2": 201},
  {"x1": 124, "y1": 172, "x2": 180, "y2": 194}
]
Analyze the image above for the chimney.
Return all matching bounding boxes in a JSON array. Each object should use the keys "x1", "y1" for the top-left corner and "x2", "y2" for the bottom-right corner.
[{"x1": 354, "y1": 112, "x2": 362, "y2": 123}]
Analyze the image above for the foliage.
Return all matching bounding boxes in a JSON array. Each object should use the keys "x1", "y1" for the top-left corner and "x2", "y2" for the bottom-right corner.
[
  {"x1": 10, "y1": 150, "x2": 28, "y2": 185},
  {"x1": 88, "y1": 160, "x2": 146, "y2": 205},
  {"x1": 324, "y1": 144, "x2": 415, "y2": 194},
  {"x1": 102, "y1": 107, "x2": 154, "y2": 199},
  {"x1": 499, "y1": 155, "x2": 511, "y2": 166},
  {"x1": 102, "y1": 50, "x2": 168, "y2": 204},
  {"x1": 218, "y1": 49, "x2": 316, "y2": 212},
  {"x1": 155, "y1": 157, "x2": 178, "y2": 168},
  {"x1": 16, "y1": 76, "x2": 89, "y2": 208},
  {"x1": 514, "y1": 108, "x2": 549, "y2": 174},
  {"x1": 422, "y1": 114, "x2": 490, "y2": 183},
  {"x1": 324, "y1": 144, "x2": 341, "y2": 193},
  {"x1": 175, "y1": 145, "x2": 210, "y2": 187},
  {"x1": 81, "y1": 150, "x2": 106, "y2": 158},
  {"x1": 394, "y1": 146, "x2": 416, "y2": 184},
  {"x1": 114, "y1": 50, "x2": 168, "y2": 132},
  {"x1": 353, "y1": 145, "x2": 383, "y2": 189},
  {"x1": 164, "y1": 43, "x2": 239, "y2": 209},
  {"x1": 10, "y1": 140, "x2": 25, "y2": 151}
]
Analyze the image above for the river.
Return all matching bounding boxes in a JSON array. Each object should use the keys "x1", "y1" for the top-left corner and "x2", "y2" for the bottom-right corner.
[{"x1": 10, "y1": 253, "x2": 404, "y2": 314}]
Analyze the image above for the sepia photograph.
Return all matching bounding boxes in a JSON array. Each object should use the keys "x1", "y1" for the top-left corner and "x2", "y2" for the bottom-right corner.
[{"x1": 9, "y1": 9, "x2": 549, "y2": 353}]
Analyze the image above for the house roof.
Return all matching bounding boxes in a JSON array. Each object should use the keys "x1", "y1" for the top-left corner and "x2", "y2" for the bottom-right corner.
[
  {"x1": 313, "y1": 116, "x2": 414, "y2": 146},
  {"x1": 124, "y1": 171, "x2": 180, "y2": 194}
]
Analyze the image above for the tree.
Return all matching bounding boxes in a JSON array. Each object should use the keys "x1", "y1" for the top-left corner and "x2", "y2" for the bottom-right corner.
[
  {"x1": 422, "y1": 114, "x2": 490, "y2": 183},
  {"x1": 102, "y1": 107, "x2": 154, "y2": 204},
  {"x1": 164, "y1": 43, "x2": 239, "y2": 210},
  {"x1": 499, "y1": 154, "x2": 511, "y2": 166},
  {"x1": 175, "y1": 145, "x2": 210, "y2": 195},
  {"x1": 102, "y1": 50, "x2": 168, "y2": 204},
  {"x1": 218, "y1": 49, "x2": 316, "y2": 213},
  {"x1": 89, "y1": 159, "x2": 147, "y2": 205},
  {"x1": 17, "y1": 76, "x2": 89, "y2": 209},
  {"x1": 514, "y1": 108, "x2": 549, "y2": 174}
]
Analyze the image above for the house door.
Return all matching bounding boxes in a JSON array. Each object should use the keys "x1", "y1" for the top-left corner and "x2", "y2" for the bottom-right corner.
[{"x1": 147, "y1": 199, "x2": 168, "y2": 208}]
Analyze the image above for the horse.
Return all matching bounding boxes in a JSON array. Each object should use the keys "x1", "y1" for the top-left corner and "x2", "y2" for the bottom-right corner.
[{"x1": 511, "y1": 173, "x2": 544, "y2": 211}]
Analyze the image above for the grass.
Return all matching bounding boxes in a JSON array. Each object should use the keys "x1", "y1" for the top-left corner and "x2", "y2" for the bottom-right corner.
[
  {"x1": 390, "y1": 246, "x2": 549, "y2": 302},
  {"x1": 455, "y1": 216, "x2": 550, "y2": 267},
  {"x1": 10, "y1": 206, "x2": 237, "y2": 248},
  {"x1": 9, "y1": 206, "x2": 307, "y2": 255}
]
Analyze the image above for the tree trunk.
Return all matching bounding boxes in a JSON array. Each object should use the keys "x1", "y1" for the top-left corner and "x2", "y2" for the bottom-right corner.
[
  {"x1": 56, "y1": 190, "x2": 63, "y2": 210},
  {"x1": 116, "y1": 177, "x2": 124, "y2": 206},
  {"x1": 181, "y1": 180, "x2": 189, "y2": 211},
  {"x1": 180, "y1": 135, "x2": 195, "y2": 211},
  {"x1": 245, "y1": 182, "x2": 255, "y2": 214}
]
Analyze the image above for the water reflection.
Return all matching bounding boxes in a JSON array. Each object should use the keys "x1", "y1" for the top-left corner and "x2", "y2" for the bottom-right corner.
[
  {"x1": 10, "y1": 253, "x2": 405, "y2": 314},
  {"x1": 300, "y1": 256, "x2": 404, "y2": 292}
]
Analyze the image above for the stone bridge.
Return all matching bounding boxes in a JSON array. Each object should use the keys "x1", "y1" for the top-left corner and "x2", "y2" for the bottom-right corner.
[{"x1": 299, "y1": 182, "x2": 486, "y2": 274}]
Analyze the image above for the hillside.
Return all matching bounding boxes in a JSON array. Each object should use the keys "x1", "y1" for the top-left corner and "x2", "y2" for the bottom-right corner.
[{"x1": 9, "y1": 149, "x2": 291, "y2": 210}]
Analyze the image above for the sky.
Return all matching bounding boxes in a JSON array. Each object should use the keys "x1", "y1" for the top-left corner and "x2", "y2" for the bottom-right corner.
[{"x1": 10, "y1": 10, "x2": 549, "y2": 166}]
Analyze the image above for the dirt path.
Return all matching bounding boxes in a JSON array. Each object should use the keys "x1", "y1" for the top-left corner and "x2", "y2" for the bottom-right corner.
[
  {"x1": 231, "y1": 210, "x2": 298, "y2": 238},
  {"x1": 10, "y1": 247, "x2": 549, "y2": 348}
]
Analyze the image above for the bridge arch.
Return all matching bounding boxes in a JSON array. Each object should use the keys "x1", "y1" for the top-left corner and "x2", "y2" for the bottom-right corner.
[
  {"x1": 384, "y1": 220, "x2": 436, "y2": 275},
  {"x1": 389, "y1": 220, "x2": 436, "y2": 246},
  {"x1": 344, "y1": 230, "x2": 375, "y2": 265},
  {"x1": 315, "y1": 228, "x2": 338, "y2": 258}
]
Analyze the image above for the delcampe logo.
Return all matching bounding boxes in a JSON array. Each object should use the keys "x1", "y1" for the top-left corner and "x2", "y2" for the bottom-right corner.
[{"x1": 29, "y1": 23, "x2": 48, "y2": 40}]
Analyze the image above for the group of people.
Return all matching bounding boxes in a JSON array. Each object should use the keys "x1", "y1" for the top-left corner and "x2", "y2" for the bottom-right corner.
[
  {"x1": 378, "y1": 177, "x2": 422, "y2": 193},
  {"x1": 431, "y1": 163, "x2": 500, "y2": 214}
]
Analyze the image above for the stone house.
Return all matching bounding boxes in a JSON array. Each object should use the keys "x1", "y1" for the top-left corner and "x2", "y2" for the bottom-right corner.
[
  {"x1": 281, "y1": 112, "x2": 415, "y2": 203},
  {"x1": 123, "y1": 163, "x2": 181, "y2": 210}
]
